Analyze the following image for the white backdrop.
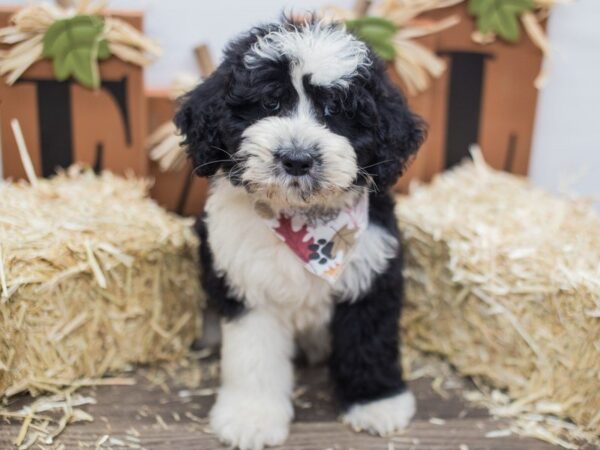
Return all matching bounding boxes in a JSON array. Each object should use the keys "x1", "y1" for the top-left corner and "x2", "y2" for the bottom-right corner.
[
  {"x1": 530, "y1": 0, "x2": 600, "y2": 209},
  {"x1": 1, "y1": 0, "x2": 599, "y2": 206}
]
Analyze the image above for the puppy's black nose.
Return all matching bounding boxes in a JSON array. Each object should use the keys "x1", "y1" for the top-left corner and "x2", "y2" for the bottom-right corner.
[{"x1": 280, "y1": 152, "x2": 314, "y2": 176}]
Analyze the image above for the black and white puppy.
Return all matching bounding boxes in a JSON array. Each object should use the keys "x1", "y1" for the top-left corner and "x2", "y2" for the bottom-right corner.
[{"x1": 176, "y1": 16, "x2": 425, "y2": 450}]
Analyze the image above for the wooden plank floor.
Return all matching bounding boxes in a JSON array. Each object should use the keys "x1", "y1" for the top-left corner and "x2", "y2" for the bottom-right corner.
[{"x1": 1, "y1": 358, "x2": 563, "y2": 450}]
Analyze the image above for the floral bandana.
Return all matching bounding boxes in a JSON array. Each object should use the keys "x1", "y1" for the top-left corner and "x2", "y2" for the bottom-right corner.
[{"x1": 254, "y1": 194, "x2": 369, "y2": 284}]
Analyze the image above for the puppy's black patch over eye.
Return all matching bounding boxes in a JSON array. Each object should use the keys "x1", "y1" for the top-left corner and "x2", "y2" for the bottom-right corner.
[{"x1": 262, "y1": 96, "x2": 280, "y2": 112}]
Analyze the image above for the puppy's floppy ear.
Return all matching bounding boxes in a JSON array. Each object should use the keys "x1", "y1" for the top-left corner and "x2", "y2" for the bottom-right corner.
[
  {"x1": 174, "y1": 64, "x2": 230, "y2": 177},
  {"x1": 372, "y1": 66, "x2": 426, "y2": 189}
]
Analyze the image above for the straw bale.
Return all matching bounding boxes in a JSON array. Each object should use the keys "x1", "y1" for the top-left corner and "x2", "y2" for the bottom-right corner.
[
  {"x1": 0, "y1": 167, "x2": 203, "y2": 397},
  {"x1": 397, "y1": 155, "x2": 600, "y2": 442}
]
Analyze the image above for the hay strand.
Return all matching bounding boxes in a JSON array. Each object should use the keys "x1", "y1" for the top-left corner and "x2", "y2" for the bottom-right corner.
[
  {"x1": 85, "y1": 240, "x2": 107, "y2": 288},
  {"x1": 0, "y1": 244, "x2": 8, "y2": 299},
  {"x1": 10, "y1": 118, "x2": 38, "y2": 186}
]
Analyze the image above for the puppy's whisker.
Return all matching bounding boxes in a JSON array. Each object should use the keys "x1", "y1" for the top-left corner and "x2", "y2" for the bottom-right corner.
[
  {"x1": 227, "y1": 164, "x2": 246, "y2": 183},
  {"x1": 353, "y1": 169, "x2": 378, "y2": 193},
  {"x1": 193, "y1": 159, "x2": 234, "y2": 176},
  {"x1": 210, "y1": 145, "x2": 235, "y2": 157},
  {"x1": 359, "y1": 159, "x2": 394, "y2": 171}
]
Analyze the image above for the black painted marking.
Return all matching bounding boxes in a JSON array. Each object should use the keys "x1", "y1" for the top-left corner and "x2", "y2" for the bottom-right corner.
[
  {"x1": 93, "y1": 142, "x2": 103, "y2": 174},
  {"x1": 439, "y1": 51, "x2": 493, "y2": 169},
  {"x1": 176, "y1": 165, "x2": 195, "y2": 215},
  {"x1": 504, "y1": 133, "x2": 518, "y2": 172},
  {"x1": 101, "y1": 77, "x2": 131, "y2": 145},
  {"x1": 19, "y1": 79, "x2": 73, "y2": 177},
  {"x1": 17, "y1": 76, "x2": 131, "y2": 176}
]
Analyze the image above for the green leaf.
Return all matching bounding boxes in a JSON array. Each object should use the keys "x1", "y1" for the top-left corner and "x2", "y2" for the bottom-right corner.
[
  {"x1": 468, "y1": 0, "x2": 534, "y2": 43},
  {"x1": 97, "y1": 39, "x2": 111, "y2": 60},
  {"x1": 371, "y1": 41, "x2": 396, "y2": 61},
  {"x1": 345, "y1": 16, "x2": 398, "y2": 61},
  {"x1": 42, "y1": 15, "x2": 109, "y2": 89},
  {"x1": 346, "y1": 16, "x2": 398, "y2": 34},
  {"x1": 468, "y1": 0, "x2": 490, "y2": 14},
  {"x1": 356, "y1": 25, "x2": 395, "y2": 45}
]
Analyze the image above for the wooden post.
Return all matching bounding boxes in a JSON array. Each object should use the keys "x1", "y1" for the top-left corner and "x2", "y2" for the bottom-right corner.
[
  {"x1": 353, "y1": 0, "x2": 372, "y2": 17},
  {"x1": 55, "y1": 0, "x2": 75, "y2": 8},
  {"x1": 194, "y1": 44, "x2": 216, "y2": 78}
]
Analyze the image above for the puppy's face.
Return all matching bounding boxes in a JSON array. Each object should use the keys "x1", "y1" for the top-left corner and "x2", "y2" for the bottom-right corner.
[{"x1": 176, "y1": 19, "x2": 425, "y2": 207}]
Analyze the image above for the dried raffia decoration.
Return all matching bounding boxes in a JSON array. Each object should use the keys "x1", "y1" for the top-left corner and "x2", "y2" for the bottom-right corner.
[
  {"x1": 397, "y1": 150, "x2": 600, "y2": 448},
  {"x1": 147, "y1": 45, "x2": 211, "y2": 173},
  {"x1": 321, "y1": 0, "x2": 462, "y2": 95},
  {"x1": 374, "y1": 0, "x2": 462, "y2": 25},
  {"x1": 522, "y1": 10, "x2": 550, "y2": 88},
  {"x1": 522, "y1": 0, "x2": 572, "y2": 88},
  {"x1": 0, "y1": 0, "x2": 161, "y2": 87},
  {"x1": 390, "y1": 13, "x2": 460, "y2": 94},
  {"x1": 147, "y1": 74, "x2": 200, "y2": 172},
  {"x1": 324, "y1": 0, "x2": 571, "y2": 91}
]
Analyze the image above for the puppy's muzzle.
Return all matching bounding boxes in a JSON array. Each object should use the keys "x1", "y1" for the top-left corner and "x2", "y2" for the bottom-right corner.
[{"x1": 276, "y1": 147, "x2": 316, "y2": 177}]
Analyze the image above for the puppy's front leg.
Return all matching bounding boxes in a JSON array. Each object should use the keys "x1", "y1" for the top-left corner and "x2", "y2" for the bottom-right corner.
[
  {"x1": 331, "y1": 255, "x2": 415, "y2": 436},
  {"x1": 210, "y1": 309, "x2": 294, "y2": 450}
]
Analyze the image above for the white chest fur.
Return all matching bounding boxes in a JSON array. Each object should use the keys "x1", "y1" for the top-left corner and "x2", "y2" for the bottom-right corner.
[{"x1": 204, "y1": 178, "x2": 398, "y2": 331}]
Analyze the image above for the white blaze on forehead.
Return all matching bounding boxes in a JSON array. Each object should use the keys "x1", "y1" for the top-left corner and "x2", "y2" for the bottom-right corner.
[{"x1": 244, "y1": 21, "x2": 370, "y2": 88}]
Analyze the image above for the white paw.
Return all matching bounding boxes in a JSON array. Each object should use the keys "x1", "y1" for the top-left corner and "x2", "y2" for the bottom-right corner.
[
  {"x1": 342, "y1": 390, "x2": 416, "y2": 436},
  {"x1": 210, "y1": 388, "x2": 292, "y2": 450}
]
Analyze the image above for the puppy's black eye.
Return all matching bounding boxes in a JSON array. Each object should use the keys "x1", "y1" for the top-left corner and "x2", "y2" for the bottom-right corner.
[
  {"x1": 324, "y1": 100, "x2": 341, "y2": 117},
  {"x1": 262, "y1": 96, "x2": 280, "y2": 112}
]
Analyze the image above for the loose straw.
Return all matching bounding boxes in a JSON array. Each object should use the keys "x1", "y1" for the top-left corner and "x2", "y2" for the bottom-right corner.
[
  {"x1": 0, "y1": 111, "x2": 4, "y2": 181},
  {"x1": 0, "y1": 244, "x2": 8, "y2": 299},
  {"x1": 85, "y1": 241, "x2": 107, "y2": 289},
  {"x1": 10, "y1": 118, "x2": 38, "y2": 187}
]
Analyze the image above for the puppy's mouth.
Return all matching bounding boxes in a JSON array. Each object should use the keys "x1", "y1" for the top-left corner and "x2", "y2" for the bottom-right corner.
[
  {"x1": 237, "y1": 145, "x2": 328, "y2": 204},
  {"x1": 245, "y1": 168, "x2": 322, "y2": 205},
  {"x1": 278, "y1": 174, "x2": 320, "y2": 202}
]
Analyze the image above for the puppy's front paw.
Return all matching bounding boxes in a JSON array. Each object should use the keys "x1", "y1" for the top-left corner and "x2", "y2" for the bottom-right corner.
[
  {"x1": 210, "y1": 388, "x2": 292, "y2": 450},
  {"x1": 342, "y1": 390, "x2": 415, "y2": 436}
]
